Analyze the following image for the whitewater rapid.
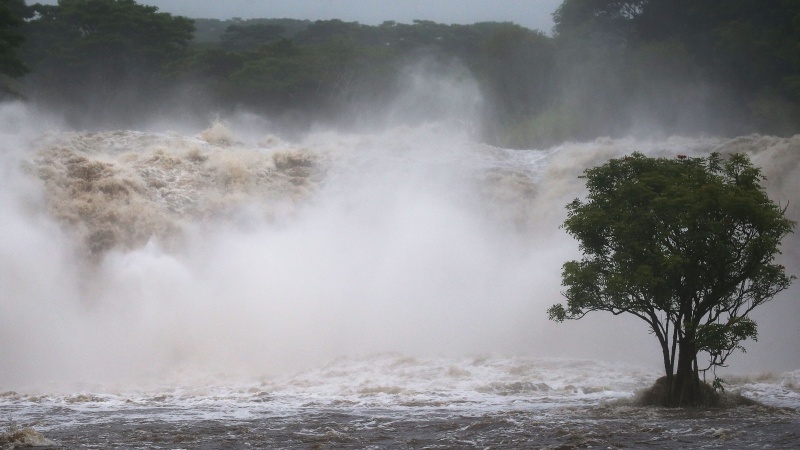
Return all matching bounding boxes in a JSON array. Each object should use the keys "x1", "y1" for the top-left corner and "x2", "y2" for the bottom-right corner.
[
  {"x1": 1, "y1": 102, "x2": 799, "y2": 447},
  {"x1": 2, "y1": 354, "x2": 798, "y2": 448}
]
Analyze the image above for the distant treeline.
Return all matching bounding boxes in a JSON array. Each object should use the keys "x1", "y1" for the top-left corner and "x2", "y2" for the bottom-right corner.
[{"x1": 2, "y1": 0, "x2": 799, "y2": 146}]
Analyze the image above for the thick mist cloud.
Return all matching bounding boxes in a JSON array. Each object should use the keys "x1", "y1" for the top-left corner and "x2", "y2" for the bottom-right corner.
[{"x1": 1, "y1": 64, "x2": 798, "y2": 393}]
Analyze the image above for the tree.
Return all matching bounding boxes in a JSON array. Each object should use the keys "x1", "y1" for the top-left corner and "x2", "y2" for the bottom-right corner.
[
  {"x1": 553, "y1": 0, "x2": 646, "y2": 39},
  {"x1": 294, "y1": 19, "x2": 361, "y2": 44},
  {"x1": 0, "y1": 0, "x2": 31, "y2": 81},
  {"x1": 221, "y1": 23, "x2": 285, "y2": 50},
  {"x1": 549, "y1": 0, "x2": 800, "y2": 137},
  {"x1": 23, "y1": 0, "x2": 194, "y2": 120},
  {"x1": 477, "y1": 24, "x2": 558, "y2": 147},
  {"x1": 634, "y1": 0, "x2": 800, "y2": 134},
  {"x1": 548, "y1": 152, "x2": 795, "y2": 407}
]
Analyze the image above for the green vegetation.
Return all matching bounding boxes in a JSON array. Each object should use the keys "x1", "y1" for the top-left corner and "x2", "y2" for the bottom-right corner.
[
  {"x1": 551, "y1": 0, "x2": 800, "y2": 137},
  {"x1": 3, "y1": 0, "x2": 800, "y2": 139},
  {"x1": 21, "y1": 0, "x2": 193, "y2": 122},
  {"x1": 549, "y1": 152, "x2": 795, "y2": 407},
  {"x1": 0, "y1": 0, "x2": 31, "y2": 97}
]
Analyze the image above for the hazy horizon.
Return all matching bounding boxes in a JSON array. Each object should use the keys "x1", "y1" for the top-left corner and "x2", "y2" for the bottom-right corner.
[{"x1": 28, "y1": 0, "x2": 562, "y2": 34}]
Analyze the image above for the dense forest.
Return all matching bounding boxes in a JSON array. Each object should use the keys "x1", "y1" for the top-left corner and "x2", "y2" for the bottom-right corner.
[{"x1": 2, "y1": 0, "x2": 799, "y2": 146}]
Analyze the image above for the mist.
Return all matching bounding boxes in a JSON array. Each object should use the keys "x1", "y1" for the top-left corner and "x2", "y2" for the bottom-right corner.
[{"x1": 2, "y1": 54, "x2": 800, "y2": 393}]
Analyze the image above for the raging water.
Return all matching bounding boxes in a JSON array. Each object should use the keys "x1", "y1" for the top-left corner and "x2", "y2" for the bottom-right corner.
[
  {"x1": 3, "y1": 354, "x2": 800, "y2": 449},
  {"x1": 1, "y1": 102, "x2": 799, "y2": 447}
]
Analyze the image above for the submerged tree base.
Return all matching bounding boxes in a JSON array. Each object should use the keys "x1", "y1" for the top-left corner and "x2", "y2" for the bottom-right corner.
[{"x1": 635, "y1": 377, "x2": 760, "y2": 408}]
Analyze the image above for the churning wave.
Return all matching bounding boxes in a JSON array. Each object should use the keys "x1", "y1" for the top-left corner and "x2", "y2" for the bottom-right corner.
[
  {"x1": 1, "y1": 353, "x2": 798, "y2": 448},
  {"x1": 1, "y1": 101, "x2": 799, "y2": 447}
]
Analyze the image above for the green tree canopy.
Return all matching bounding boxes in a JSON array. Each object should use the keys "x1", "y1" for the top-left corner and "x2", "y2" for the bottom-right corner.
[
  {"x1": 0, "y1": 0, "x2": 31, "y2": 80},
  {"x1": 23, "y1": 0, "x2": 194, "y2": 119},
  {"x1": 549, "y1": 152, "x2": 795, "y2": 407},
  {"x1": 553, "y1": 0, "x2": 645, "y2": 39},
  {"x1": 29, "y1": 0, "x2": 194, "y2": 72},
  {"x1": 221, "y1": 23, "x2": 285, "y2": 51},
  {"x1": 552, "y1": 0, "x2": 800, "y2": 136}
]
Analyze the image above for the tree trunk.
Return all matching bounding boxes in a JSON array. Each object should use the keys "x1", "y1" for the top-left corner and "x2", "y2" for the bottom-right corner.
[{"x1": 666, "y1": 338, "x2": 700, "y2": 407}]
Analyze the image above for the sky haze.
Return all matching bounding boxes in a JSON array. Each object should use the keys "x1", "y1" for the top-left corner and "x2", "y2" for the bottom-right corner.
[{"x1": 30, "y1": 0, "x2": 562, "y2": 33}]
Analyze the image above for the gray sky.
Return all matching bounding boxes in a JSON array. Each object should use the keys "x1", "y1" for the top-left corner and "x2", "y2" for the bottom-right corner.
[{"x1": 32, "y1": 0, "x2": 563, "y2": 34}]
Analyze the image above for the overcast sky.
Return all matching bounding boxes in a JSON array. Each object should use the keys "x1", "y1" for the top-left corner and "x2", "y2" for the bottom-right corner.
[{"x1": 31, "y1": 0, "x2": 563, "y2": 34}]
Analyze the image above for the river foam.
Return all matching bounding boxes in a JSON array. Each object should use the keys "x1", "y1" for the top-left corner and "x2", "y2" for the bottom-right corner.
[{"x1": 1, "y1": 101, "x2": 798, "y2": 406}]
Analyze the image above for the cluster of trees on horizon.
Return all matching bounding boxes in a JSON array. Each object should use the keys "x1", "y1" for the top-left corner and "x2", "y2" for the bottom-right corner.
[{"x1": 2, "y1": 0, "x2": 800, "y2": 146}]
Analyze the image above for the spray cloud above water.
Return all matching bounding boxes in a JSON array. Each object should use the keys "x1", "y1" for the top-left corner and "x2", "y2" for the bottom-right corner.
[{"x1": 1, "y1": 63, "x2": 799, "y2": 392}]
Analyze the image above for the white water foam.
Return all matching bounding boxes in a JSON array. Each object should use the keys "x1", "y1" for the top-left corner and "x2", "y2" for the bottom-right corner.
[{"x1": 1, "y1": 101, "x2": 798, "y2": 398}]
